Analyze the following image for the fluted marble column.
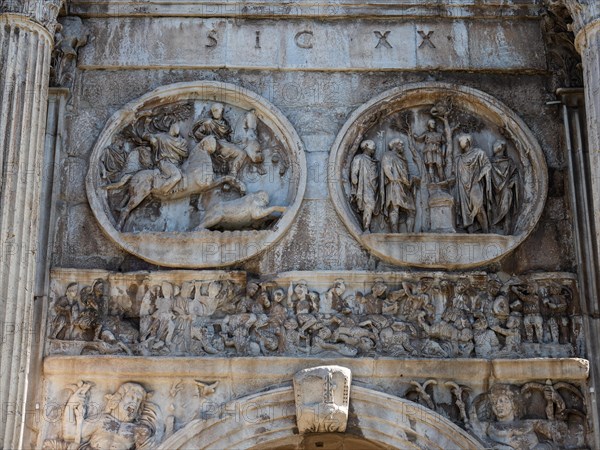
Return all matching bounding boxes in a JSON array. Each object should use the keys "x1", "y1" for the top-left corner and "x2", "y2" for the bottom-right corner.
[
  {"x1": 0, "y1": 2, "x2": 61, "y2": 448},
  {"x1": 567, "y1": 3, "x2": 600, "y2": 248},
  {"x1": 557, "y1": 2, "x2": 600, "y2": 448}
]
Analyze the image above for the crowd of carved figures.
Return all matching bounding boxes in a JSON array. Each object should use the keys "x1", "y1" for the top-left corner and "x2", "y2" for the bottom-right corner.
[
  {"x1": 48, "y1": 273, "x2": 583, "y2": 359},
  {"x1": 42, "y1": 374, "x2": 587, "y2": 450},
  {"x1": 349, "y1": 102, "x2": 522, "y2": 235},
  {"x1": 99, "y1": 100, "x2": 289, "y2": 232}
]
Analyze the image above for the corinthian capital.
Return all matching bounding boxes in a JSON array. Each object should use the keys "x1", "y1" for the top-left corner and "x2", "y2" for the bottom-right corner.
[
  {"x1": 546, "y1": 0, "x2": 600, "y2": 35},
  {"x1": 0, "y1": 0, "x2": 64, "y2": 31}
]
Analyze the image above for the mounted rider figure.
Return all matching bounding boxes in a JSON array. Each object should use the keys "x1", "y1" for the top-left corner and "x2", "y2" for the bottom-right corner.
[{"x1": 142, "y1": 119, "x2": 189, "y2": 195}]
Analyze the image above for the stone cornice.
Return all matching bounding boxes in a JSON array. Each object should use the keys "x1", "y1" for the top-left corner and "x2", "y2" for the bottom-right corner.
[
  {"x1": 69, "y1": 0, "x2": 542, "y2": 19},
  {"x1": 0, "y1": 0, "x2": 64, "y2": 31}
]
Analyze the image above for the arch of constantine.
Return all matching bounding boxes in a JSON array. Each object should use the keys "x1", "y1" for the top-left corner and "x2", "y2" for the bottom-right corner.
[{"x1": 1, "y1": 0, "x2": 600, "y2": 448}]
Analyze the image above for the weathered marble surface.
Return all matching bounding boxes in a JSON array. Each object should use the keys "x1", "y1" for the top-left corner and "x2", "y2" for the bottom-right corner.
[
  {"x1": 13, "y1": 1, "x2": 596, "y2": 449},
  {"x1": 74, "y1": 18, "x2": 546, "y2": 72},
  {"x1": 45, "y1": 269, "x2": 582, "y2": 360},
  {"x1": 330, "y1": 82, "x2": 547, "y2": 269},
  {"x1": 0, "y1": 6, "x2": 60, "y2": 449},
  {"x1": 52, "y1": 69, "x2": 572, "y2": 274},
  {"x1": 293, "y1": 365, "x2": 351, "y2": 433},
  {"x1": 69, "y1": 0, "x2": 544, "y2": 19},
  {"x1": 86, "y1": 81, "x2": 306, "y2": 267},
  {"x1": 38, "y1": 356, "x2": 589, "y2": 449}
]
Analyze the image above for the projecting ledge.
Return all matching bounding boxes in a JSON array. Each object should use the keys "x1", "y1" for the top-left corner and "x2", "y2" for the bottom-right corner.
[{"x1": 43, "y1": 356, "x2": 589, "y2": 383}]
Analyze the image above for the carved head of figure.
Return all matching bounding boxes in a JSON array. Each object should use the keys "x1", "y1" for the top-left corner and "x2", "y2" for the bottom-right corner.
[
  {"x1": 360, "y1": 139, "x2": 376, "y2": 157},
  {"x1": 246, "y1": 282, "x2": 260, "y2": 299},
  {"x1": 65, "y1": 282, "x2": 79, "y2": 301},
  {"x1": 388, "y1": 138, "x2": 404, "y2": 154},
  {"x1": 487, "y1": 279, "x2": 502, "y2": 297},
  {"x1": 262, "y1": 333, "x2": 279, "y2": 351},
  {"x1": 92, "y1": 279, "x2": 105, "y2": 298},
  {"x1": 333, "y1": 279, "x2": 346, "y2": 297},
  {"x1": 105, "y1": 382, "x2": 147, "y2": 423},
  {"x1": 372, "y1": 280, "x2": 388, "y2": 298},
  {"x1": 493, "y1": 139, "x2": 507, "y2": 156},
  {"x1": 473, "y1": 314, "x2": 488, "y2": 330},
  {"x1": 455, "y1": 316, "x2": 471, "y2": 331},
  {"x1": 79, "y1": 286, "x2": 96, "y2": 309},
  {"x1": 210, "y1": 103, "x2": 224, "y2": 120},
  {"x1": 427, "y1": 119, "x2": 437, "y2": 131},
  {"x1": 161, "y1": 281, "x2": 174, "y2": 298},
  {"x1": 455, "y1": 278, "x2": 469, "y2": 294},
  {"x1": 137, "y1": 145, "x2": 154, "y2": 169},
  {"x1": 244, "y1": 109, "x2": 257, "y2": 131},
  {"x1": 419, "y1": 277, "x2": 434, "y2": 293},
  {"x1": 273, "y1": 288, "x2": 285, "y2": 304},
  {"x1": 490, "y1": 385, "x2": 518, "y2": 423},
  {"x1": 258, "y1": 291, "x2": 271, "y2": 309},
  {"x1": 522, "y1": 282, "x2": 539, "y2": 296},
  {"x1": 458, "y1": 134, "x2": 473, "y2": 152},
  {"x1": 294, "y1": 281, "x2": 309, "y2": 299},
  {"x1": 379, "y1": 327, "x2": 393, "y2": 346},
  {"x1": 169, "y1": 123, "x2": 180, "y2": 137},
  {"x1": 492, "y1": 296, "x2": 510, "y2": 319},
  {"x1": 180, "y1": 282, "x2": 194, "y2": 298}
]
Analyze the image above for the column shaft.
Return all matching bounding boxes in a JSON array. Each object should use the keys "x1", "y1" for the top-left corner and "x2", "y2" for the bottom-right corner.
[
  {"x1": 571, "y1": 14, "x2": 600, "y2": 450},
  {"x1": 0, "y1": 14, "x2": 53, "y2": 449},
  {"x1": 579, "y1": 24, "x2": 600, "y2": 265}
]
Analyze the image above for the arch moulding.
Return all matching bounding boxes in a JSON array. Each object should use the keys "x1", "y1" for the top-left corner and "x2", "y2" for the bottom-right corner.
[{"x1": 158, "y1": 385, "x2": 484, "y2": 450}]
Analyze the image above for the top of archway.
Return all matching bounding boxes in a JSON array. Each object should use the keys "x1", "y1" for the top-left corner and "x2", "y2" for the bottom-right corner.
[{"x1": 156, "y1": 384, "x2": 485, "y2": 450}]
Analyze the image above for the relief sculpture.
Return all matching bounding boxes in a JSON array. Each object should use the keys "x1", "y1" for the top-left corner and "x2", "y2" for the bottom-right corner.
[
  {"x1": 103, "y1": 104, "x2": 276, "y2": 231},
  {"x1": 350, "y1": 102, "x2": 520, "y2": 235},
  {"x1": 86, "y1": 82, "x2": 306, "y2": 267},
  {"x1": 398, "y1": 379, "x2": 587, "y2": 449},
  {"x1": 46, "y1": 270, "x2": 582, "y2": 360},
  {"x1": 469, "y1": 382, "x2": 587, "y2": 449},
  {"x1": 330, "y1": 83, "x2": 547, "y2": 268},
  {"x1": 43, "y1": 381, "x2": 164, "y2": 450}
]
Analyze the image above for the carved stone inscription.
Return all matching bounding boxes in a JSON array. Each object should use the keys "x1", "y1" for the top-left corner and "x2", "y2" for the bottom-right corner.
[
  {"x1": 86, "y1": 82, "x2": 306, "y2": 267},
  {"x1": 77, "y1": 19, "x2": 546, "y2": 71},
  {"x1": 46, "y1": 270, "x2": 582, "y2": 360},
  {"x1": 330, "y1": 83, "x2": 548, "y2": 268}
]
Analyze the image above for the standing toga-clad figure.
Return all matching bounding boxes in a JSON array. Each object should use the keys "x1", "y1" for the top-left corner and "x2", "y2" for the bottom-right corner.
[
  {"x1": 350, "y1": 140, "x2": 379, "y2": 232},
  {"x1": 489, "y1": 139, "x2": 519, "y2": 234},
  {"x1": 381, "y1": 138, "x2": 417, "y2": 233},
  {"x1": 455, "y1": 134, "x2": 492, "y2": 233}
]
